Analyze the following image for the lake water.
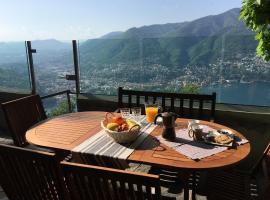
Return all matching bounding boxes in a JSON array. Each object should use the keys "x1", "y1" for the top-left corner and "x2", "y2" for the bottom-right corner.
[
  {"x1": 202, "y1": 82, "x2": 270, "y2": 106},
  {"x1": 34, "y1": 81, "x2": 270, "y2": 112}
]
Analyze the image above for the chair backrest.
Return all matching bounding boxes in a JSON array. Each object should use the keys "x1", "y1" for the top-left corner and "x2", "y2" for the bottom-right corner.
[
  {"x1": 1, "y1": 94, "x2": 47, "y2": 146},
  {"x1": 0, "y1": 144, "x2": 65, "y2": 200},
  {"x1": 118, "y1": 87, "x2": 216, "y2": 121},
  {"x1": 61, "y1": 161, "x2": 161, "y2": 200},
  {"x1": 252, "y1": 142, "x2": 270, "y2": 174}
]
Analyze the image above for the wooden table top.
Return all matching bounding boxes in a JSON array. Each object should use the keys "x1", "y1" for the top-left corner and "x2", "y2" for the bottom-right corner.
[
  {"x1": 26, "y1": 111, "x2": 105, "y2": 150},
  {"x1": 26, "y1": 111, "x2": 250, "y2": 170}
]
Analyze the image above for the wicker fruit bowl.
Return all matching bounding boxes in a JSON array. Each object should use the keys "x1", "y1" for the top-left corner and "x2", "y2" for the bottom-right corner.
[{"x1": 101, "y1": 113, "x2": 141, "y2": 143}]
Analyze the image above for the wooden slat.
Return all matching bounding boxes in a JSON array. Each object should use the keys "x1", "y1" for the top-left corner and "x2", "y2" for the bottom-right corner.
[
  {"x1": 162, "y1": 96, "x2": 166, "y2": 111},
  {"x1": 87, "y1": 174, "x2": 98, "y2": 199},
  {"x1": 145, "y1": 95, "x2": 148, "y2": 103},
  {"x1": 136, "y1": 95, "x2": 140, "y2": 106},
  {"x1": 119, "y1": 181, "x2": 127, "y2": 199},
  {"x1": 170, "y1": 97, "x2": 175, "y2": 112},
  {"x1": 155, "y1": 186, "x2": 161, "y2": 200},
  {"x1": 180, "y1": 98, "x2": 184, "y2": 116},
  {"x1": 67, "y1": 173, "x2": 81, "y2": 199},
  {"x1": 128, "y1": 94, "x2": 132, "y2": 107},
  {"x1": 199, "y1": 100, "x2": 203, "y2": 118},
  {"x1": 137, "y1": 184, "x2": 144, "y2": 200},
  {"x1": 95, "y1": 177, "x2": 106, "y2": 200},
  {"x1": 189, "y1": 99, "x2": 194, "y2": 117},
  {"x1": 111, "y1": 180, "x2": 121, "y2": 199},
  {"x1": 128, "y1": 182, "x2": 136, "y2": 199},
  {"x1": 146, "y1": 186, "x2": 153, "y2": 200},
  {"x1": 6, "y1": 155, "x2": 32, "y2": 199},
  {"x1": 74, "y1": 174, "x2": 85, "y2": 200},
  {"x1": 101, "y1": 178, "x2": 112, "y2": 200},
  {"x1": 153, "y1": 96, "x2": 157, "y2": 104}
]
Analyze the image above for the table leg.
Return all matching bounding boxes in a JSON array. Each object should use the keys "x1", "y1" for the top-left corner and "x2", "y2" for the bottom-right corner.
[{"x1": 179, "y1": 171, "x2": 190, "y2": 200}]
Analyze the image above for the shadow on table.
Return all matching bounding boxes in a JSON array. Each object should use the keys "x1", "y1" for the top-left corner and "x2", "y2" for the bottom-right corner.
[{"x1": 154, "y1": 136, "x2": 218, "y2": 152}]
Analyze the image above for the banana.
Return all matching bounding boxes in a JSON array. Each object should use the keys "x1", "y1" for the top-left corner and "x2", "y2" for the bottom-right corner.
[
  {"x1": 106, "y1": 123, "x2": 119, "y2": 131},
  {"x1": 126, "y1": 119, "x2": 137, "y2": 129}
]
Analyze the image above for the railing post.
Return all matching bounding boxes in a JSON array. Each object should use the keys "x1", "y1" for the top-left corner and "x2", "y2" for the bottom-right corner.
[
  {"x1": 26, "y1": 41, "x2": 37, "y2": 94},
  {"x1": 72, "y1": 40, "x2": 80, "y2": 96},
  {"x1": 118, "y1": 87, "x2": 123, "y2": 108},
  {"x1": 67, "y1": 90, "x2": 72, "y2": 113}
]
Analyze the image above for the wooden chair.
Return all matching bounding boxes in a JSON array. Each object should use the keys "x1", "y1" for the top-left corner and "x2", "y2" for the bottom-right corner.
[
  {"x1": 0, "y1": 144, "x2": 66, "y2": 200},
  {"x1": 118, "y1": 87, "x2": 216, "y2": 121},
  {"x1": 61, "y1": 161, "x2": 176, "y2": 200},
  {"x1": 1, "y1": 94, "x2": 47, "y2": 146},
  {"x1": 203, "y1": 143, "x2": 270, "y2": 200}
]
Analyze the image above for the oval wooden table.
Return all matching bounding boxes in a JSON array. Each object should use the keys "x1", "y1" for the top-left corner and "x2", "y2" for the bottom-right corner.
[{"x1": 26, "y1": 111, "x2": 250, "y2": 200}]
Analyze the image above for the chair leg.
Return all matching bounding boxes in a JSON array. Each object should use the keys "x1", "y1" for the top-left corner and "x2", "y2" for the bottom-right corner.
[{"x1": 192, "y1": 171, "x2": 197, "y2": 200}]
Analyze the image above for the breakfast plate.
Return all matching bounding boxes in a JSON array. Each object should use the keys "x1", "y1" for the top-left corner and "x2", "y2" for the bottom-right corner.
[{"x1": 202, "y1": 129, "x2": 235, "y2": 147}]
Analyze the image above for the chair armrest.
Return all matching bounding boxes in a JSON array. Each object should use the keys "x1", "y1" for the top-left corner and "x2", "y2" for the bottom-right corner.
[{"x1": 62, "y1": 153, "x2": 73, "y2": 162}]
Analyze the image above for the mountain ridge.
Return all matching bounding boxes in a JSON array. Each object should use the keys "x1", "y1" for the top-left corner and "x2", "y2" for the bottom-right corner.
[
  {"x1": 80, "y1": 8, "x2": 256, "y2": 67},
  {"x1": 98, "y1": 8, "x2": 251, "y2": 40}
]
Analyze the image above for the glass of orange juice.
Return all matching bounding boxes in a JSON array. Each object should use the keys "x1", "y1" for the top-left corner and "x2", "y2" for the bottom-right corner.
[{"x1": 145, "y1": 102, "x2": 159, "y2": 123}]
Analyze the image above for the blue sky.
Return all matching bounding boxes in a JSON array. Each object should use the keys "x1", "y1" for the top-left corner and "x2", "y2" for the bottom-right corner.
[{"x1": 0, "y1": 0, "x2": 242, "y2": 41}]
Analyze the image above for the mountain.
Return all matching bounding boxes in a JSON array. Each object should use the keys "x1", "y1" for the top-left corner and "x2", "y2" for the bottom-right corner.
[
  {"x1": 162, "y1": 8, "x2": 252, "y2": 37},
  {"x1": 121, "y1": 8, "x2": 252, "y2": 38},
  {"x1": 0, "y1": 39, "x2": 70, "y2": 63},
  {"x1": 0, "y1": 39, "x2": 70, "y2": 53},
  {"x1": 31, "y1": 39, "x2": 70, "y2": 51},
  {"x1": 79, "y1": 8, "x2": 256, "y2": 67}
]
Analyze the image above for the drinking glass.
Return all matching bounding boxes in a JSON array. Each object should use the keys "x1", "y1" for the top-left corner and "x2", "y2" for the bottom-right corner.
[
  {"x1": 144, "y1": 102, "x2": 159, "y2": 123},
  {"x1": 131, "y1": 107, "x2": 142, "y2": 122},
  {"x1": 120, "y1": 108, "x2": 130, "y2": 118}
]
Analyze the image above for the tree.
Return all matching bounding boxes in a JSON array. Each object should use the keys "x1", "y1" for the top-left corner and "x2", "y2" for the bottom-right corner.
[
  {"x1": 180, "y1": 83, "x2": 200, "y2": 94},
  {"x1": 240, "y1": 0, "x2": 270, "y2": 61},
  {"x1": 48, "y1": 100, "x2": 75, "y2": 117}
]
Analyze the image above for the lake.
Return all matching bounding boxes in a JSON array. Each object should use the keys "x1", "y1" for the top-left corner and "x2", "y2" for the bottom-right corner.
[{"x1": 203, "y1": 81, "x2": 270, "y2": 106}]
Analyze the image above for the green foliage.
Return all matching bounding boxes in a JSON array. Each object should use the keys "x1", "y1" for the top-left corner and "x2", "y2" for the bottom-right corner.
[
  {"x1": 240, "y1": 0, "x2": 270, "y2": 61},
  {"x1": 180, "y1": 83, "x2": 201, "y2": 94},
  {"x1": 80, "y1": 35, "x2": 257, "y2": 68},
  {"x1": 48, "y1": 99, "x2": 75, "y2": 117},
  {"x1": 80, "y1": 9, "x2": 257, "y2": 67}
]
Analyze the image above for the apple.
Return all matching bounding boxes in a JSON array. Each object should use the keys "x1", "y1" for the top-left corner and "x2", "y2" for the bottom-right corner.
[{"x1": 111, "y1": 116, "x2": 125, "y2": 125}]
